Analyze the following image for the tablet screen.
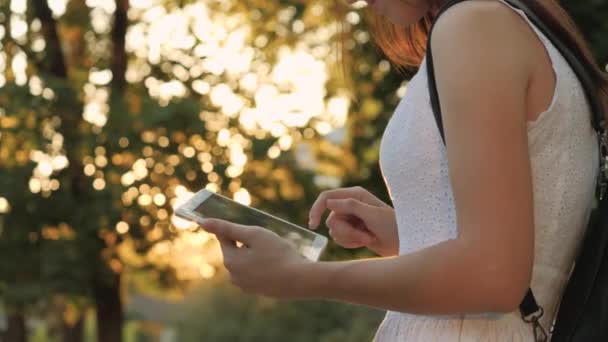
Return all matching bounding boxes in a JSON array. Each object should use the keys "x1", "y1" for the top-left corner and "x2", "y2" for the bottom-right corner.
[{"x1": 193, "y1": 192, "x2": 323, "y2": 258}]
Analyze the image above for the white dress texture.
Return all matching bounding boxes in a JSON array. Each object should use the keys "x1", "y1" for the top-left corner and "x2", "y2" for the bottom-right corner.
[{"x1": 373, "y1": 1, "x2": 600, "y2": 341}]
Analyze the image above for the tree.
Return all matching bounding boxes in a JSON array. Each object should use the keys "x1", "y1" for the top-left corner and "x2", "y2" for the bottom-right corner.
[{"x1": 1, "y1": 0, "x2": 363, "y2": 340}]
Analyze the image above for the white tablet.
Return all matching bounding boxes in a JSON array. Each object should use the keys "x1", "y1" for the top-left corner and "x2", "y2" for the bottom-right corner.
[{"x1": 175, "y1": 189, "x2": 328, "y2": 261}]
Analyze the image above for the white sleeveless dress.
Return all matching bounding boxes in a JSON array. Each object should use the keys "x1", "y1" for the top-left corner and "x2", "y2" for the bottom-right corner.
[{"x1": 374, "y1": 1, "x2": 599, "y2": 340}]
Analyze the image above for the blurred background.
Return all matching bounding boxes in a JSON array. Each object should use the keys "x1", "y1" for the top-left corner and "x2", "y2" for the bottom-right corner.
[{"x1": 0, "y1": 0, "x2": 606, "y2": 341}]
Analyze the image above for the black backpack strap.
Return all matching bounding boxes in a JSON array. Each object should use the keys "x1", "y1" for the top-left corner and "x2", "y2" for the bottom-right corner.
[{"x1": 424, "y1": 0, "x2": 605, "y2": 339}]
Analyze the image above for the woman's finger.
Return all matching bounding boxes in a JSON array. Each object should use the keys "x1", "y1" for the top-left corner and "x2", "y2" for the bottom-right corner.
[
  {"x1": 330, "y1": 224, "x2": 370, "y2": 248},
  {"x1": 326, "y1": 212, "x2": 375, "y2": 241},
  {"x1": 325, "y1": 211, "x2": 341, "y2": 228},
  {"x1": 327, "y1": 215, "x2": 375, "y2": 247},
  {"x1": 215, "y1": 234, "x2": 239, "y2": 269},
  {"x1": 216, "y1": 234, "x2": 237, "y2": 249},
  {"x1": 326, "y1": 198, "x2": 375, "y2": 219},
  {"x1": 200, "y1": 218, "x2": 256, "y2": 245},
  {"x1": 309, "y1": 188, "x2": 362, "y2": 229}
]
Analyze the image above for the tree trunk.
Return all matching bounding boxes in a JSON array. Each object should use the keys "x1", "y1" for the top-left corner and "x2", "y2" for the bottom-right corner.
[
  {"x1": 93, "y1": 7, "x2": 128, "y2": 340},
  {"x1": 93, "y1": 3, "x2": 129, "y2": 340},
  {"x1": 30, "y1": 0, "x2": 67, "y2": 78},
  {"x1": 30, "y1": 0, "x2": 86, "y2": 187},
  {"x1": 62, "y1": 316, "x2": 84, "y2": 342},
  {"x1": 6, "y1": 310, "x2": 26, "y2": 342},
  {"x1": 94, "y1": 273, "x2": 123, "y2": 342},
  {"x1": 112, "y1": 0, "x2": 129, "y2": 91}
]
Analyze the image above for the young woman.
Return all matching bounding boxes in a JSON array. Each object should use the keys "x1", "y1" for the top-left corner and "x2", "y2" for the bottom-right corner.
[{"x1": 200, "y1": 0, "x2": 608, "y2": 339}]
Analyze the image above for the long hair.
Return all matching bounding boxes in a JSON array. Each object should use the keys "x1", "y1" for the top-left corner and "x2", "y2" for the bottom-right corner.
[{"x1": 364, "y1": 0, "x2": 608, "y2": 121}]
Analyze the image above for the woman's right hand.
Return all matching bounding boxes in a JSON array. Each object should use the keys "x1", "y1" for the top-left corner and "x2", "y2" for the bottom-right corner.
[{"x1": 308, "y1": 186, "x2": 399, "y2": 257}]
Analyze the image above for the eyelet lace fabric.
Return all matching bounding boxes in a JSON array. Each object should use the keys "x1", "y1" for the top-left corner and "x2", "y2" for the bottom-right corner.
[{"x1": 373, "y1": 1, "x2": 599, "y2": 340}]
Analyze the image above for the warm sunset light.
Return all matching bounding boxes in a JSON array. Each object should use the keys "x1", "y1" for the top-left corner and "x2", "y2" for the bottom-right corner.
[{"x1": 3, "y1": 0, "x2": 602, "y2": 340}]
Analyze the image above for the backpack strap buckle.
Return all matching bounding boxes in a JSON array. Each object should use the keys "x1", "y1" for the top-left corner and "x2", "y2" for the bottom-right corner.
[{"x1": 522, "y1": 307, "x2": 548, "y2": 342}]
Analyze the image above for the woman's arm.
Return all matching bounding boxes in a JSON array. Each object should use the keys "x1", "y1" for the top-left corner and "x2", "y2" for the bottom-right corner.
[{"x1": 291, "y1": 1, "x2": 537, "y2": 315}]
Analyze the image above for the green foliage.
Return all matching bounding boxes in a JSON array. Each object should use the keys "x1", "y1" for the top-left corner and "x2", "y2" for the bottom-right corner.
[{"x1": 177, "y1": 276, "x2": 384, "y2": 342}]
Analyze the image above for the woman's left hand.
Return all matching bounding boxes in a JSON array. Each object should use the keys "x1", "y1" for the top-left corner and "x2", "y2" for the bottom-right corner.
[{"x1": 199, "y1": 218, "x2": 311, "y2": 298}]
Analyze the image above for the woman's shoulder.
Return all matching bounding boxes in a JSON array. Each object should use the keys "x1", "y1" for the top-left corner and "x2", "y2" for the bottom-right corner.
[
  {"x1": 430, "y1": 0, "x2": 538, "y2": 59},
  {"x1": 429, "y1": 0, "x2": 538, "y2": 81},
  {"x1": 434, "y1": 0, "x2": 525, "y2": 26}
]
